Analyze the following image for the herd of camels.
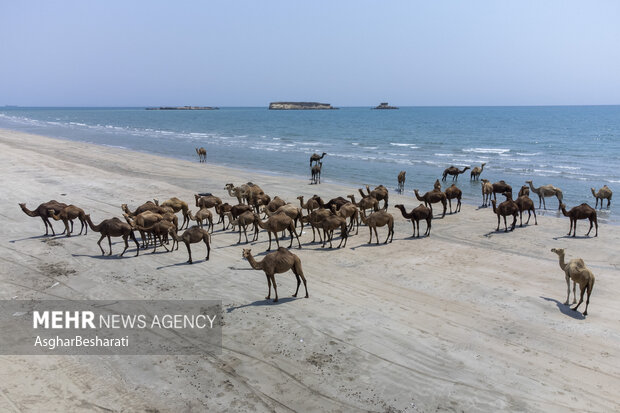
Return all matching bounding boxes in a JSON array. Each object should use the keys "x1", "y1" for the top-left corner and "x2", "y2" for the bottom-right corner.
[{"x1": 18, "y1": 158, "x2": 610, "y2": 310}]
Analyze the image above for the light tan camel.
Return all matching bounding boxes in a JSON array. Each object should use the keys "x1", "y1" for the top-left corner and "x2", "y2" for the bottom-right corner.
[
  {"x1": 470, "y1": 163, "x2": 486, "y2": 180},
  {"x1": 225, "y1": 183, "x2": 249, "y2": 204},
  {"x1": 481, "y1": 179, "x2": 493, "y2": 207},
  {"x1": 491, "y1": 193, "x2": 519, "y2": 232},
  {"x1": 318, "y1": 213, "x2": 348, "y2": 248},
  {"x1": 551, "y1": 248, "x2": 595, "y2": 315},
  {"x1": 518, "y1": 185, "x2": 530, "y2": 197},
  {"x1": 397, "y1": 171, "x2": 406, "y2": 193},
  {"x1": 394, "y1": 204, "x2": 432, "y2": 237},
  {"x1": 359, "y1": 210, "x2": 394, "y2": 244},
  {"x1": 297, "y1": 196, "x2": 320, "y2": 214},
  {"x1": 310, "y1": 152, "x2": 326, "y2": 166},
  {"x1": 560, "y1": 203, "x2": 598, "y2": 237},
  {"x1": 311, "y1": 162, "x2": 322, "y2": 184},
  {"x1": 168, "y1": 226, "x2": 211, "y2": 263},
  {"x1": 48, "y1": 205, "x2": 88, "y2": 236},
  {"x1": 135, "y1": 221, "x2": 176, "y2": 253},
  {"x1": 242, "y1": 248, "x2": 308, "y2": 302},
  {"x1": 491, "y1": 181, "x2": 512, "y2": 201},
  {"x1": 526, "y1": 180, "x2": 563, "y2": 210},
  {"x1": 195, "y1": 147, "x2": 207, "y2": 163},
  {"x1": 362, "y1": 185, "x2": 389, "y2": 210},
  {"x1": 591, "y1": 186, "x2": 612, "y2": 209},
  {"x1": 444, "y1": 184, "x2": 462, "y2": 213},
  {"x1": 347, "y1": 194, "x2": 379, "y2": 216},
  {"x1": 515, "y1": 193, "x2": 537, "y2": 227},
  {"x1": 19, "y1": 200, "x2": 68, "y2": 236},
  {"x1": 188, "y1": 208, "x2": 214, "y2": 233},
  {"x1": 255, "y1": 214, "x2": 301, "y2": 250},
  {"x1": 227, "y1": 210, "x2": 258, "y2": 244},
  {"x1": 333, "y1": 202, "x2": 359, "y2": 235},
  {"x1": 442, "y1": 166, "x2": 470, "y2": 182},
  {"x1": 154, "y1": 197, "x2": 190, "y2": 229},
  {"x1": 414, "y1": 189, "x2": 447, "y2": 218},
  {"x1": 85, "y1": 215, "x2": 139, "y2": 257},
  {"x1": 300, "y1": 208, "x2": 332, "y2": 243}
]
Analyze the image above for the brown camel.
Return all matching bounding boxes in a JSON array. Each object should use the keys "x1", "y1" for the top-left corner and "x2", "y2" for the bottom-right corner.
[
  {"x1": 121, "y1": 202, "x2": 172, "y2": 218},
  {"x1": 318, "y1": 213, "x2": 348, "y2": 248},
  {"x1": 19, "y1": 200, "x2": 68, "y2": 236},
  {"x1": 394, "y1": 204, "x2": 432, "y2": 237},
  {"x1": 227, "y1": 210, "x2": 259, "y2": 244},
  {"x1": 442, "y1": 166, "x2": 470, "y2": 182},
  {"x1": 242, "y1": 248, "x2": 308, "y2": 302},
  {"x1": 263, "y1": 203, "x2": 304, "y2": 233},
  {"x1": 490, "y1": 193, "x2": 519, "y2": 232},
  {"x1": 518, "y1": 185, "x2": 530, "y2": 197},
  {"x1": 135, "y1": 221, "x2": 176, "y2": 253},
  {"x1": 300, "y1": 208, "x2": 332, "y2": 243},
  {"x1": 215, "y1": 203, "x2": 233, "y2": 230},
  {"x1": 397, "y1": 171, "x2": 406, "y2": 193},
  {"x1": 264, "y1": 196, "x2": 287, "y2": 215},
  {"x1": 154, "y1": 197, "x2": 190, "y2": 229},
  {"x1": 311, "y1": 162, "x2": 322, "y2": 184},
  {"x1": 362, "y1": 185, "x2": 389, "y2": 210},
  {"x1": 195, "y1": 147, "x2": 207, "y2": 163},
  {"x1": 85, "y1": 215, "x2": 139, "y2": 257},
  {"x1": 320, "y1": 196, "x2": 350, "y2": 212},
  {"x1": 444, "y1": 184, "x2": 462, "y2": 213},
  {"x1": 255, "y1": 214, "x2": 301, "y2": 250},
  {"x1": 310, "y1": 152, "x2": 326, "y2": 166},
  {"x1": 224, "y1": 183, "x2": 249, "y2": 204},
  {"x1": 470, "y1": 163, "x2": 486, "y2": 180},
  {"x1": 123, "y1": 211, "x2": 167, "y2": 248},
  {"x1": 551, "y1": 248, "x2": 595, "y2": 316},
  {"x1": 433, "y1": 179, "x2": 441, "y2": 191},
  {"x1": 414, "y1": 189, "x2": 447, "y2": 218},
  {"x1": 347, "y1": 194, "x2": 379, "y2": 216},
  {"x1": 560, "y1": 203, "x2": 598, "y2": 237},
  {"x1": 491, "y1": 180, "x2": 513, "y2": 201},
  {"x1": 481, "y1": 179, "x2": 493, "y2": 207},
  {"x1": 168, "y1": 226, "x2": 211, "y2": 263},
  {"x1": 332, "y1": 202, "x2": 359, "y2": 235},
  {"x1": 359, "y1": 210, "x2": 394, "y2": 244},
  {"x1": 514, "y1": 193, "x2": 537, "y2": 227},
  {"x1": 48, "y1": 205, "x2": 88, "y2": 236},
  {"x1": 591, "y1": 185, "x2": 612, "y2": 209},
  {"x1": 194, "y1": 194, "x2": 223, "y2": 210},
  {"x1": 525, "y1": 180, "x2": 563, "y2": 210},
  {"x1": 188, "y1": 208, "x2": 214, "y2": 233},
  {"x1": 297, "y1": 196, "x2": 321, "y2": 214}
]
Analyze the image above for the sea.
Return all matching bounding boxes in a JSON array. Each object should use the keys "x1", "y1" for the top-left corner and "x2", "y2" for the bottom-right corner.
[{"x1": 1, "y1": 106, "x2": 619, "y2": 223}]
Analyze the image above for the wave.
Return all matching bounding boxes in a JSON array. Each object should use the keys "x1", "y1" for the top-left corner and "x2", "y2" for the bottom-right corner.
[
  {"x1": 462, "y1": 147, "x2": 510, "y2": 154},
  {"x1": 516, "y1": 152, "x2": 541, "y2": 156},
  {"x1": 389, "y1": 142, "x2": 419, "y2": 148}
]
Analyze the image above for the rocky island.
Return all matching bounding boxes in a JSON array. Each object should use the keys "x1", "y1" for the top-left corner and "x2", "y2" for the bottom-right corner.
[
  {"x1": 146, "y1": 106, "x2": 219, "y2": 110},
  {"x1": 269, "y1": 102, "x2": 337, "y2": 110},
  {"x1": 373, "y1": 102, "x2": 399, "y2": 109}
]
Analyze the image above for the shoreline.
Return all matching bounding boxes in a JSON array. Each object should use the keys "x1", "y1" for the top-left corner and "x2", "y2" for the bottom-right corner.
[{"x1": 1, "y1": 128, "x2": 619, "y2": 411}]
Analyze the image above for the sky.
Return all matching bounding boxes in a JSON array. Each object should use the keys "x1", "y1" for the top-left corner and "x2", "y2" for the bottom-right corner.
[{"x1": 1, "y1": 1, "x2": 619, "y2": 107}]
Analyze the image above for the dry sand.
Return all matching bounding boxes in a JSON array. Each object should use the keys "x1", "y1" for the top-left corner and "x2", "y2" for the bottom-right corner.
[{"x1": 0, "y1": 129, "x2": 619, "y2": 412}]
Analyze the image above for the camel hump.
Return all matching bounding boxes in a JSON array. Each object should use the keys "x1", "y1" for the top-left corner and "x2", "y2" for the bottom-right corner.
[
  {"x1": 574, "y1": 258, "x2": 586, "y2": 268},
  {"x1": 198, "y1": 192, "x2": 212, "y2": 197}
]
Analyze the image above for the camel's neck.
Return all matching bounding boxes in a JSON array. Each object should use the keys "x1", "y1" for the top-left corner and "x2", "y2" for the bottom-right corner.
[
  {"x1": 527, "y1": 181, "x2": 538, "y2": 192},
  {"x1": 245, "y1": 254, "x2": 263, "y2": 270},
  {"x1": 480, "y1": 164, "x2": 485, "y2": 172},
  {"x1": 491, "y1": 201, "x2": 497, "y2": 214},
  {"x1": 20, "y1": 205, "x2": 38, "y2": 217},
  {"x1": 395, "y1": 205, "x2": 412, "y2": 219},
  {"x1": 414, "y1": 191, "x2": 425, "y2": 202},
  {"x1": 560, "y1": 206, "x2": 569, "y2": 217},
  {"x1": 298, "y1": 198, "x2": 305, "y2": 208},
  {"x1": 49, "y1": 211, "x2": 61, "y2": 221},
  {"x1": 348, "y1": 196, "x2": 356, "y2": 204},
  {"x1": 591, "y1": 188, "x2": 597, "y2": 197},
  {"x1": 85, "y1": 217, "x2": 102, "y2": 232},
  {"x1": 556, "y1": 253, "x2": 567, "y2": 271},
  {"x1": 255, "y1": 218, "x2": 268, "y2": 229},
  {"x1": 358, "y1": 188, "x2": 367, "y2": 198}
]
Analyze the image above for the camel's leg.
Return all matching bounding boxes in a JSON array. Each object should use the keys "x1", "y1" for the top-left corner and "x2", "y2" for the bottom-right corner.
[
  {"x1": 106, "y1": 235, "x2": 113, "y2": 255},
  {"x1": 594, "y1": 217, "x2": 598, "y2": 237},
  {"x1": 185, "y1": 242, "x2": 193, "y2": 264},
  {"x1": 511, "y1": 214, "x2": 517, "y2": 231},
  {"x1": 583, "y1": 283, "x2": 593, "y2": 316},
  {"x1": 607, "y1": 198, "x2": 611, "y2": 208},
  {"x1": 321, "y1": 228, "x2": 328, "y2": 248},
  {"x1": 238, "y1": 225, "x2": 243, "y2": 244},
  {"x1": 295, "y1": 262, "x2": 308, "y2": 298},
  {"x1": 457, "y1": 198, "x2": 461, "y2": 212},
  {"x1": 572, "y1": 286, "x2": 585, "y2": 313},
  {"x1": 204, "y1": 236, "x2": 210, "y2": 260},
  {"x1": 564, "y1": 274, "x2": 571, "y2": 305},
  {"x1": 265, "y1": 274, "x2": 272, "y2": 300},
  {"x1": 97, "y1": 234, "x2": 106, "y2": 255},
  {"x1": 542, "y1": 196, "x2": 546, "y2": 210},
  {"x1": 271, "y1": 275, "x2": 278, "y2": 302},
  {"x1": 253, "y1": 223, "x2": 259, "y2": 241},
  {"x1": 503, "y1": 216, "x2": 508, "y2": 232},
  {"x1": 337, "y1": 228, "x2": 347, "y2": 248},
  {"x1": 45, "y1": 217, "x2": 56, "y2": 236},
  {"x1": 496, "y1": 215, "x2": 500, "y2": 231},
  {"x1": 572, "y1": 220, "x2": 577, "y2": 237},
  {"x1": 292, "y1": 272, "x2": 301, "y2": 297},
  {"x1": 519, "y1": 211, "x2": 523, "y2": 227},
  {"x1": 291, "y1": 226, "x2": 301, "y2": 249},
  {"x1": 130, "y1": 231, "x2": 140, "y2": 256},
  {"x1": 69, "y1": 219, "x2": 74, "y2": 234},
  {"x1": 368, "y1": 227, "x2": 373, "y2": 244},
  {"x1": 267, "y1": 232, "x2": 273, "y2": 251},
  {"x1": 63, "y1": 219, "x2": 71, "y2": 237},
  {"x1": 374, "y1": 227, "x2": 380, "y2": 244},
  {"x1": 448, "y1": 199, "x2": 452, "y2": 213},
  {"x1": 119, "y1": 235, "x2": 131, "y2": 257},
  {"x1": 426, "y1": 218, "x2": 431, "y2": 236}
]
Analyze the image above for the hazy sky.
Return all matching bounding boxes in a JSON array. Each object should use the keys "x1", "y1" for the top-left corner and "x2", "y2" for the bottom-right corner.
[{"x1": 1, "y1": 1, "x2": 619, "y2": 106}]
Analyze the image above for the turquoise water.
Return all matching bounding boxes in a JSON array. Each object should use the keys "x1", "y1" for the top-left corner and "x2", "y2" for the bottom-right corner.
[{"x1": 1, "y1": 106, "x2": 619, "y2": 222}]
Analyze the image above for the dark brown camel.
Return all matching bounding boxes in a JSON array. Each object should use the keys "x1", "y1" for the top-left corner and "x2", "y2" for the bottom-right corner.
[
  {"x1": 311, "y1": 162, "x2": 322, "y2": 184},
  {"x1": 514, "y1": 194, "x2": 537, "y2": 227},
  {"x1": 19, "y1": 200, "x2": 68, "y2": 236},
  {"x1": 442, "y1": 166, "x2": 470, "y2": 182},
  {"x1": 310, "y1": 152, "x2": 326, "y2": 166},
  {"x1": 85, "y1": 215, "x2": 140, "y2": 257},
  {"x1": 491, "y1": 180, "x2": 513, "y2": 201},
  {"x1": 48, "y1": 205, "x2": 88, "y2": 236},
  {"x1": 394, "y1": 204, "x2": 432, "y2": 237},
  {"x1": 413, "y1": 189, "x2": 447, "y2": 218},
  {"x1": 397, "y1": 171, "x2": 406, "y2": 193},
  {"x1": 195, "y1": 147, "x2": 207, "y2": 162},
  {"x1": 444, "y1": 184, "x2": 462, "y2": 213},
  {"x1": 490, "y1": 193, "x2": 519, "y2": 232},
  {"x1": 362, "y1": 185, "x2": 389, "y2": 210},
  {"x1": 168, "y1": 226, "x2": 211, "y2": 263},
  {"x1": 560, "y1": 203, "x2": 598, "y2": 237}
]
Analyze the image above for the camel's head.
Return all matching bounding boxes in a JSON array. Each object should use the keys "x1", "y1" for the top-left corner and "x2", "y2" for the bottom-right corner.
[
  {"x1": 153, "y1": 199, "x2": 159, "y2": 206},
  {"x1": 551, "y1": 248, "x2": 565, "y2": 256},
  {"x1": 481, "y1": 179, "x2": 489, "y2": 183},
  {"x1": 322, "y1": 152, "x2": 327, "y2": 156},
  {"x1": 296, "y1": 196, "x2": 303, "y2": 200},
  {"x1": 481, "y1": 162, "x2": 486, "y2": 166},
  {"x1": 525, "y1": 180, "x2": 532, "y2": 184},
  {"x1": 463, "y1": 166, "x2": 470, "y2": 171},
  {"x1": 18, "y1": 203, "x2": 26, "y2": 208},
  {"x1": 394, "y1": 204, "x2": 404, "y2": 210},
  {"x1": 242, "y1": 248, "x2": 252, "y2": 259},
  {"x1": 225, "y1": 183, "x2": 234, "y2": 190}
]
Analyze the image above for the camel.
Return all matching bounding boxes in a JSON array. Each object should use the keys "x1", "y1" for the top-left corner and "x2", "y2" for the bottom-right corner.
[
  {"x1": 332, "y1": 202, "x2": 359, "y2": 235},
  {"x1": 311, "y1": 162, "x2": 322, "y2": 184},
  {"x1": 318, "y1": 213, "x2": 348, "y2": 248},
  {"x1": 433, "y1": 179, "x2": 441, "y2": 191},
  {"x1": 359, "y1": 210, "x2": 394, "y2": 244},
  {"x1": 551, "y1": 248, "x2": 595, "y2": 316},
  {"x1": 121, "y1": 202, "x2": 172, "y2": 218},
  {"x1": 300, "y1": 208, "x2": 332, "y2": 243},
  {"x1": 591, "y1": 185, "x2": 612, "y2": 209},
  {"x1": 491, "y1": 193, "x2": 519, "y2": 232},
  {"x1": 242, "y1": 248, "x2": 308, "y2": 302},
  {"x1": 48, "y1": 205, "x2": 88, "y2": 236},
  {"x1": 255, "y1": 214, "x2": 301, "y2": 250},
  {"x1": 227, "y1": 210, "x2": 259, "y2": 244},
  {"x1": 518, "y1": 185, "x2": 530, "y2": 197},
  {"x1": 470, "y1": 163, "x2": 486, "y2": 180},
  {"x1": 394, "y1": 204, "x2": 431, "y2": 237},
  {"x1": 214, "y1": 203, "x2": 233, "y2": 230},
  {"x1": 123, "y1": 211, "x2": 164, "y2": 248},
  {"x1": 444, "y1": 184, "x2": 462, "y2": 213},
  {"x1": 362, "y1": 185, "x2": 389, "y2": 210},
  {"x1": 320, "y1": 196, "x2": 350, "y2": 212},
  {"x1": 297, "y1": 196, "x2": 320, "y2": 214},
  {"x1": 168, "y1": 226, "x2": 211, "y2": 264},
  {"x1": 525, "y1": 180, "x2": 563, "y2": 210},
  {"x1": 263, "y1": 203, "x2": 304, "y2": 233},
  {"x1": 19, "y1": 200, "x2": 68, "y2": 236},
  {"x1": 481, "y1": 179, "x2": 493, "y2": 207},
  {"x1": 224, "y1": 183, "x2": 248, "y2": 204},
  {"x1": 442, "y1": 166, "x2": 470, "y2": 182},
  {"x1": 188, "y1": 208, "x2": 214, "y2": 233},
  {"x1": 347, "y1": 194, "x2": 379, "y2": 216},
  {"x1": 135, "y1": 221, "x2": 176, "y2": 253},
  {"x1": 397, "y1": 171, "x2": 406, "y2": 193},
  {"x1": 514, "y1": 193, "x2": 537, "y2": 227},
  {"x1": 310, "y1": 152, "x2": 326, "y2": 166},
  {"x1": 264, "y1": 196, "x2": 287, "y2": 216},
  {"x1": 195, "y1": 147, "x2": 207, "y2": 163},
  {"x1": 491, "y1": 180, "x2": 512, "y2": 201},
  {"x1": 414, "y1": 189, "x2": 447, "y2": 218},
  {"x1": 560, "y1": 203, "x2": 598, "y2": 237},
  {"x1": 154, "y1": 197, "x2": 190, "y2": 229},
  {"x1": 194, "y1": 194, "x2": 223, "y2": 210},
  {"x1": 85, "y1": 215, "x2": 139, "y2": 257}
]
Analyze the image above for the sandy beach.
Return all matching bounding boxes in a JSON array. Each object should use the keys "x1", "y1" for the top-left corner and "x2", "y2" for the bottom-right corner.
[{"x1": 1, "y1": 128, "x2": 619, "y2": 412}]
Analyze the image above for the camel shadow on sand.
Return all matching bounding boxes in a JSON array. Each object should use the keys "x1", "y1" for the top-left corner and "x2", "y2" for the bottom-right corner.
[
  {"x1": 540, "y1": 296, "x2": 585, "y2": 320},
  {"x1": 227, "y1": 297, "x2": 298, "y2": 312},
  {"x1": 552, "y1": 235, "x2": 594, "y2": 240},
  {"x1": 71, "y1": 252, "x2": 138, "y2": 260}
]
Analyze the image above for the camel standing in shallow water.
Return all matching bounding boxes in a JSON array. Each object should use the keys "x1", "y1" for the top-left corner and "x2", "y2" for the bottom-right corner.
[
  {"x1": 442, "y1": 166, "x2": 470, "y2": 182},
  {"x1": 242, "y1": 248, "x2": 308, "y2": 302},
  {"x1": 525, "y1": 180, "x2": 563, "y2": 210},
  {"x1": 551, "y1": 248, "x2": 595, "y2": 316},
  {"x1": 397, "y1": 171, "x2": 406, "y2": 193},
  {"x1": 309, "y1": 152, "x2": 326, "y2": 166},
  {"x1": 591, "y1": 186, "x2": 612, "y2": 208},
  {"x1": 560, "y1": 203, "x2": 598, "y2": 237},
  {"x1": 470, "y1": 163, "x2": 486, "y2": 180},
  {"x1": 195, "y1": 147, "x2": 207, "y2": 162},
  {"x1": 481, "y1": 179, "x2": 493, "y2": 207},
  {"x1": 311, "y1": 162, "x2": 322, "y2": 184}
]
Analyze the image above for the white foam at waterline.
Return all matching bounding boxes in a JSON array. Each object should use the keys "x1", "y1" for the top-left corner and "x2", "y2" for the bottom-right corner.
[
  {"x1": 389, "y1": 143, "x2": 419, "y2": 148},
  {"x1": 462, "y1": 147, "x2": 510, "y2": 154},
  {"x1": 516, "y1": 152, "x2": 542, "y2": 156}
]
